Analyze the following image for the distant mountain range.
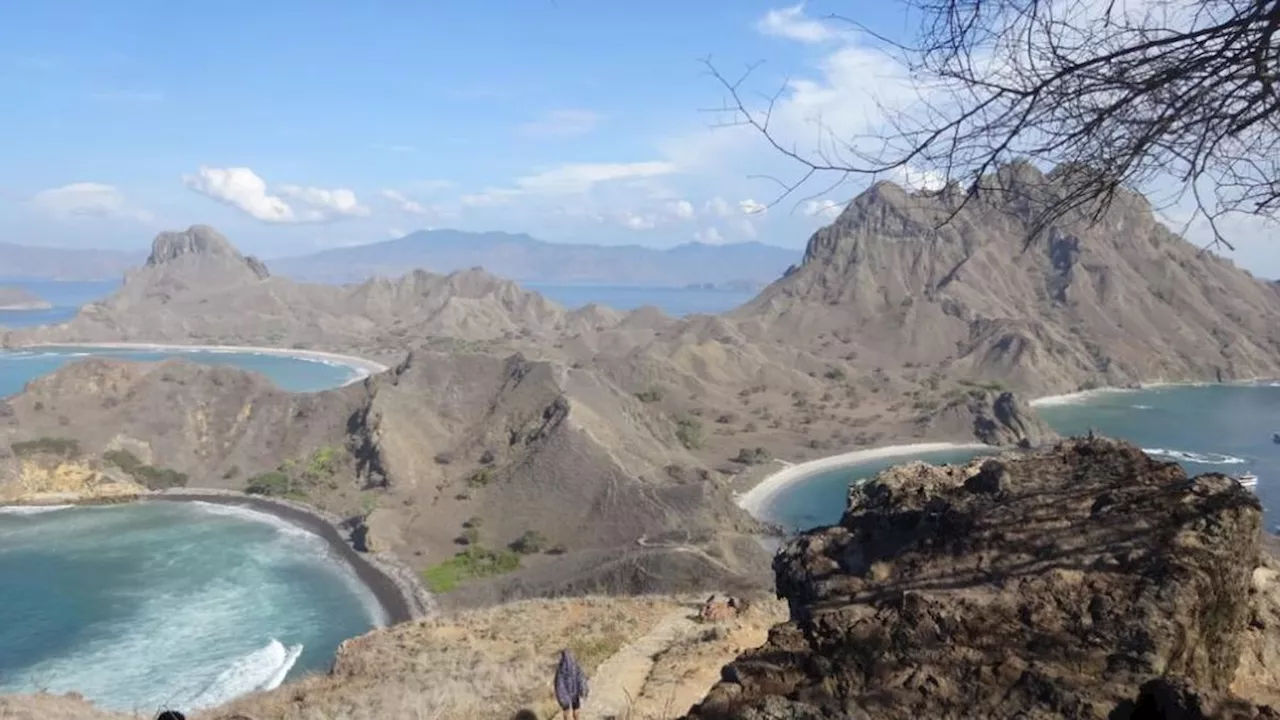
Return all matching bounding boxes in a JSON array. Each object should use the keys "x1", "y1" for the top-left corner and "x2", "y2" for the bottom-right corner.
[
  {"x1": 268, "y1": 230, "x2": 801, "y2": 288},
  {"x1": 0, "y1": 231, "x2": 800, "y2": 288},
  {"x1": 0, "y1": 243, "x2": 145, "y2": 280}
]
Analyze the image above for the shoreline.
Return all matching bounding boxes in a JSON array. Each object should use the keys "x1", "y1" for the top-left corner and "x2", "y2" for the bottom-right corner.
[
  {"x1": 1029, "y1": 376, "x2": 1280, "y2": 408},
  {"x1": 735, "y1": 441, "x2": 993, "y2": 520},
  {"x1": 1, "y1": 490, "x2": 435, "y2": 626},
  {"x1": 148, "y1": 489, "x2": 434, "y2": 624},
  {"x1": 7, "y1": 341, "x2": 390, "y2": 387}
]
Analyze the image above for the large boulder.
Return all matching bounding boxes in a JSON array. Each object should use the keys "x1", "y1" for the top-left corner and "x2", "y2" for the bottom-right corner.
[{"x1": 686, "y1": 438, "x2": 1280, "y2": 719}]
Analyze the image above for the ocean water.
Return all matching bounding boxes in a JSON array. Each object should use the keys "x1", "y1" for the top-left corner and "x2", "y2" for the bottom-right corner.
[
  {"x1": 760, "y1": 383, "x2": 1280, "y2": 532},
  {"x1": 0, "y1": 501, "x2": 384, "y2": 714},
  {"x1": 0, "y1": 278, "x2": 120, "y2": 329},
  {"x1": 0, "y1": 347, "x2": 361, "y2": 397}
]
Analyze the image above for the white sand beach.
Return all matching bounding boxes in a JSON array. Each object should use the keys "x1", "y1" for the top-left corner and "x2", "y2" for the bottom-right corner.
[
  {"x1": 736, "y1": 441, "x2": 991, "y2": 519},
  {"x1": 13, "y1": 342, "x2": 389, "y2": 386}
]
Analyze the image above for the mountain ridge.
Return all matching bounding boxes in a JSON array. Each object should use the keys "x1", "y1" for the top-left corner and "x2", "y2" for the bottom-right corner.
[{"x1": 269, "y1": 229, "x2": 800, "y2": 286}]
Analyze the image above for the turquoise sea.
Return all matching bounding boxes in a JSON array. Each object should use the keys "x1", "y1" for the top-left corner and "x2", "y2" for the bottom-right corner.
[
  {"x1": 0, "y1": 346, "x2": 361, "y2": 397},
  {"x1": 0, "y1": 502, "x2": 383, "y2": 714},
  {"x1": 0, "y1": 339, "x2": 371, "y2": 712},
  {"x1": 759, "y1": 382, "x2": 1280, "y2": 532}
]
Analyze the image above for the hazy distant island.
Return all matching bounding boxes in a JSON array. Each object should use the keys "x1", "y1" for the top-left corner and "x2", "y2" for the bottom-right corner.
[
  {"x1": 0, "y1": 286, "x2": 52, "y2": 311},
  {"x1": 683, "y1": 279, "x2": 766, "y2": 292}
]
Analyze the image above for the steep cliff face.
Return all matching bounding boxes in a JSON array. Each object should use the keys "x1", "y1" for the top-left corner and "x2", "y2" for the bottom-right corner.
[
  {"x1": 736, "y1": 164, "x2": 1280, "y2": 395},
  {"x1": 686, "y1": 439, "x2": 1280, "y2": 719}
]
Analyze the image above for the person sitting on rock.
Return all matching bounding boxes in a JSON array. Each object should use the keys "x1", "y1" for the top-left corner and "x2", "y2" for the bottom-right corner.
[{"x1": 553, "y1": 648, "x2": 589, "y2": 719}]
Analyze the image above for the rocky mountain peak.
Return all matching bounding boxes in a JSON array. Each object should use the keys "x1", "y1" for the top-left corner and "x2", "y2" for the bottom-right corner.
[{"x1": 146, "y1": 225, "x2": 270, "y2": 279}]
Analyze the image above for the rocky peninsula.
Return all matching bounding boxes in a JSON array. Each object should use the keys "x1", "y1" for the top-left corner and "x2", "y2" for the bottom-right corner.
[{"x1": 0, "y1": 286, "x2": 51, "y2": 311}]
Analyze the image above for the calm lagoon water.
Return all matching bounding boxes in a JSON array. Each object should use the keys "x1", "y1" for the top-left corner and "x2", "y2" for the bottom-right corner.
[{"x1": 759, "y1": 383, "x2": 1280, "y2": 532}]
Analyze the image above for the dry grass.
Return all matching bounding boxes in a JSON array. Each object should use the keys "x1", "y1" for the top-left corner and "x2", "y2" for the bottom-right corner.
[{"x1": 200, "y1": 596, "x2": 682, "y2": 720}]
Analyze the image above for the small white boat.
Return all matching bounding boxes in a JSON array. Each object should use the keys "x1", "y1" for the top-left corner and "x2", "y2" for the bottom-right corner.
[{"x1": 1234, "y1": 472, "x2": 1259, "y2": 490}]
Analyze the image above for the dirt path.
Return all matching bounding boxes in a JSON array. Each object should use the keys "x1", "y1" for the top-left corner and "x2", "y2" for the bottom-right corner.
[
  {"x1": 582, "y1": 608, "x2": 701, "y2": 720},
  {"x1": 581, "y1": 597, "x2": 786, "y2": 720}
]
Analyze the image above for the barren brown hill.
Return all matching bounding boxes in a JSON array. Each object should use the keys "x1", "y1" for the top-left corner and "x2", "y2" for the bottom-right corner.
[
  {"x1": 1, "y1": 225, "x2": 604, "y2": 354},
  {"x1": 686, "y1": 438, "x2": 1280, "y2": 719},
  {"x1": 0, "y1": 353, "x2": 770, "y2": 603},
  {"x1": 733, "y1": 163, "x2": 1280, "y2": 396}
]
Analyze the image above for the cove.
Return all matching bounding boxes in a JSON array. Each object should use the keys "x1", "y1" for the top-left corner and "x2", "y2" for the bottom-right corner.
[
  {"x1": 0, "y1": 345, "x2": 368, "y2": 398},
  {"x1": 757, "y1": 383, "x2": 1280, "y2": 532},
  {"x1": 0, "y1": 501, "x2": 384, "y2": 713}
]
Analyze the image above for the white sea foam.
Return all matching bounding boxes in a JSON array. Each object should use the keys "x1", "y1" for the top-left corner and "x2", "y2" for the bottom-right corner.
[
  {"x1": 0, "y1": 503, "x2": 380, "y2": 713},
  {"x1": 181, "y1": 639, "x2": 304, "y2": 711},
  {"x1": 184, "y1": 501, "x2": 390, "y2": 627},
  {"x1": 1142, "y1": 448, "x2": 1247, "y2": 465},
  {"x1": 0, "y1": 504, "x2": 74, "y2": 515},
  {"x1": 188, "y1": 501, "x2": 323, "y2": 543}
]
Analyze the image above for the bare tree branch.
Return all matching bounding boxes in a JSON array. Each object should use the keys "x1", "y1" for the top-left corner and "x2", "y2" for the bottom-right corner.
[{"x1": 711, "y1": 0, "x2": 1280, "y2": 248}]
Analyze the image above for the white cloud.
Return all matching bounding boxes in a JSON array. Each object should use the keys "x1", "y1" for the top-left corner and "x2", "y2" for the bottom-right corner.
[
  {"x1": 519, "y1": 109, "x2": 603, "y2": 137},
  {"x1": 620, "y1": 212, "x2": 657, "y2": 230},
  {"x1": 802, "y1": 199, "x2": 845, "y2": 219},
  {"x1": 517, "y1": 161, "x2": 677, "y2": 194},
  {"x1": 756, "y1": 4, "x2": 836, "y2": 44},
  {"x1": 706, "y1": 197, "x2": 733, "y2": 217},
  {"x1": 278, "y1": 185, "x2": 371, "y2": 220},
  {"x1": 891, "y1": 166, "x2": 947, "y2": 192},
  {"x1": 693, "y1": 227, "x2": 726, "y2": 244},
  {"x1": 29, "y1": 183, "x2": 154, "y2": 223},
  {"x1": 667, "y1": 199, "x2": 696, "y2": 220},
  {"x1": 463, "y1": 161, "x2": 679, "y2": 207},
  {"x1": 182, "y1": 166, "x2": 369, "y2": 224},
  {"x1": 740, "y1": 198, "x2": 768, "y2": 215},
  {"x1": 380, "y1": 189, "x2": 429, "y2": 215},
  {"x1": 388, "y1": 227, "x2": 406, "y2": 238}
]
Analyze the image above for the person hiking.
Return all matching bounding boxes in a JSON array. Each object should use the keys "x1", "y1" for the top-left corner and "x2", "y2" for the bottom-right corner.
[{"x1": 554, "y1": 648, "x2": 589, "y2": 719}]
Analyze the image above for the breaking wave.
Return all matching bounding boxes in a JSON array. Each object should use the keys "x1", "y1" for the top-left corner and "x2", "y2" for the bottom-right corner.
[
  {"x1": 1142, "y1": 448, "x2": 1247, "y2": 465},
  {"x1": 181, "y1": 639, "x2": 304, "y2": 711}
]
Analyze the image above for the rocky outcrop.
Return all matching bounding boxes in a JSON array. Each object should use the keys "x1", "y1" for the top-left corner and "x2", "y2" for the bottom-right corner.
[
  {"x1": 146, "y1": 224, "x2": 269, "y2": 280},
  {"x1": 686, "y1": 439, "x2": 1280, "y2": 719},
  {"x1": 919, "y1": 387, "x2": 1056, "y2": 447}
]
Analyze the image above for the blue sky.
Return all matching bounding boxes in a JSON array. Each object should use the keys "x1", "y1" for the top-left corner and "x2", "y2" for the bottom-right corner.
[{"x1": 1, "y1": 0, "x2": 1276, "y2": 275}]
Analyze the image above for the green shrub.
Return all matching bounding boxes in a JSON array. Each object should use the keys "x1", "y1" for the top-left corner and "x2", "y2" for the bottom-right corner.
[
  {"x1": 103, "y1": 449, "x2": 143, "y2": 473},
  {"x1": 634, "y1": 387, "x2": 664, "y2": 403},
  {"x1": 732, "y1": 447, "x2": 770, "y2": 465},
  {"x1": 675, "y1": 417, "x2": 703, "y2": 450},
  {"x1": 465, "y1": 468, "x2": 493, "y2": 488},
  {"x1": 421, "y1": 546, "x2": 522, "y2": 593},
  {"x1": 823, "y1": 366, "x2": 847, "y2": 381},
  {"x1": 133, "y1": 465, "x2": 189, "y2": 490},
  {"x1": 305, "y1": 446, "x2": 341, "y2": 478},
  {"x1": 245, "y1": 471, "x2": 293, "y2": 497},
  {"x1": 509, "y1": 530, "x2": 548, "y2": 555},
  {"x1": 11, "y1": 437, "x2": 80, "y2": 458},
  {"x1": 103, "y1": 449, "x2": 188, "y2": 489}
]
